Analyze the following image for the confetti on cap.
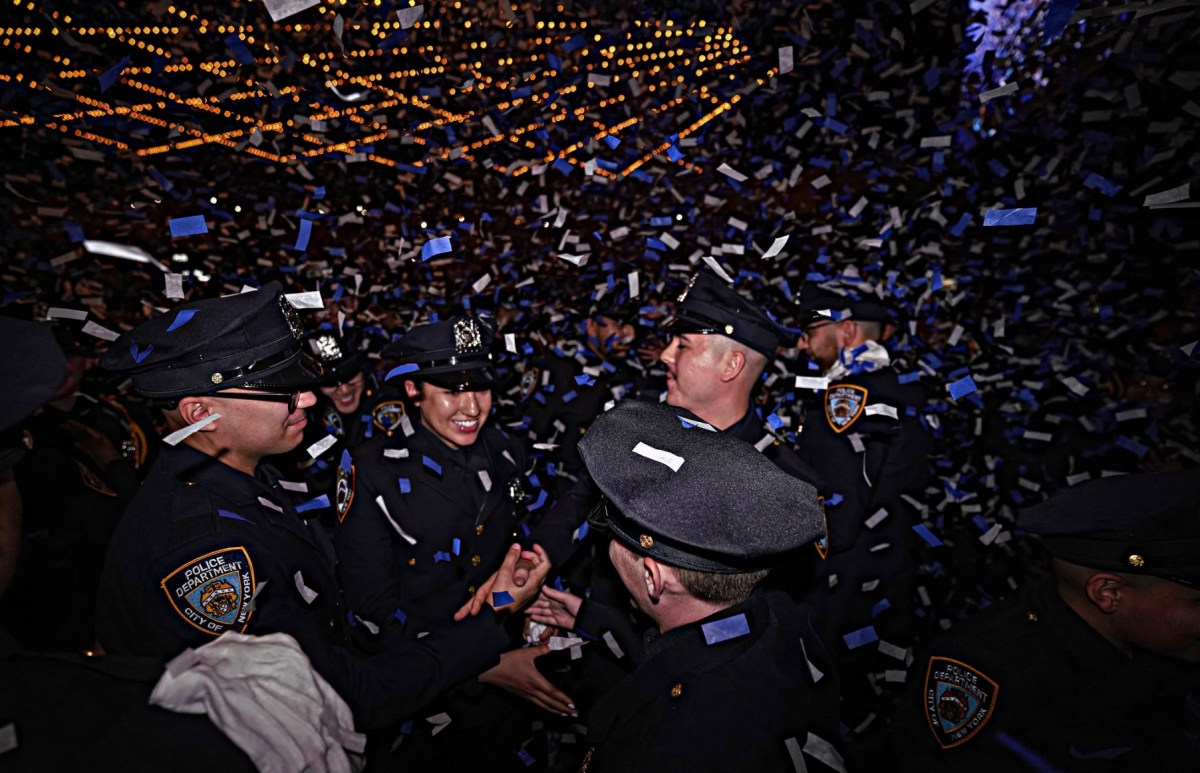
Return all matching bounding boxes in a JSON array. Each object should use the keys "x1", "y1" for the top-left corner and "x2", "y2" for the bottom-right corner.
[
  {"x1": 700, "y1": 613, "x2": 751, "y2": 645},
  {"x1": 947, "y1": 375, "x2": 977, "y2": 401}
]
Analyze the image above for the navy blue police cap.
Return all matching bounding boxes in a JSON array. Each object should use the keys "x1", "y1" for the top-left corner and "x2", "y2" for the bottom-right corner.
[
  {"x1": 795, "y1": 283, "x2": 892, "y2": 325},
  {"x1": 382, "y1": 315, "x2": 497, "y2": 391},
  {"x1": 0, "y1": 317, "x2": 67, "y2": 432},
  {"x1": 307, "y1": 327, "x2": 367, "y2": 386},
  {"x1": 664, "y1": 271, "x2": 792, "y2": 358},
  {"x1": 578, "y1": 400, "x2": 826, "y2": 573},
  {"x1": 100, "y1": 281, "x2": 322, "y2": 399},
  {"x1": 1019, "y1": 468, "x2": 1200, "y2": 588}
]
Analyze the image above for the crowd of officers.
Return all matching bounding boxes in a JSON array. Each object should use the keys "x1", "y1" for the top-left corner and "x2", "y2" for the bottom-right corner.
[{"x1": 1, "y1": 272, "x2": 1198, "y2": 772}]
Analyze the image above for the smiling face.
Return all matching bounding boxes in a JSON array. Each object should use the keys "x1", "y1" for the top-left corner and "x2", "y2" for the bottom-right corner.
[
  {"x1": 320, "y1": 371, "x2": 365, "y2": 415},
  {"x1": 406, "y1": 380, "x2": 492, "y2": 449}
]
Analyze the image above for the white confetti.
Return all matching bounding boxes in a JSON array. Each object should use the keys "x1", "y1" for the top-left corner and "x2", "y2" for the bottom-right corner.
[
  {"x1": 628, "y1": 271, "x2": 640, "y2": 299},
  {"x1": 980, "y1": 81, "x2": 1019, "y2": 103},
  {"x1": 306, "y1": 434, "x2": 338, "y2": 458},
  {"x1": 165, "y1": 272, "x2": 185, "y2": 300},
  {"x1": 602, "y1": 630, "x2": 625, "y2": 659},
  {"x1": 377, "y1": 495, "x2": 417, "y2": 545},
  {"x1": 700, "y1": 256, "x2": 734, "y2": 283},
  {"x1": 162, "y1": 413, "x2": 221, "y2": 446},
  {"x1": 396, "y1": 4, "x2": 425, "y2": 28},
  {"x1": 505, "y1": 333, "x2": 517, "y2": 354},
  {"x1": 779, "y1": 45, "x2": 794, "y2": 75},
  {"x1": 47, "y1": 307, "x2": 88, "y2": 320},
  {"x1": 293, "y1": 571, "x2": 318, "y2": 604},
  {"x1": 716, "y1": 163, "x2": 748, "y2": 182},
  {"x1": 261, "y1": 0, "x2": 319, "y2": 22},
  {"x1": 478, "y1": 469, "x2": 492, "y2": 492},
  {"x1": 1143, "y1": 182, "x2": 1190, "y2": 207},
  {"x1": 83, "y1": 240, "x2": 168, "y2": 271},
  {"x1": 865, "y1": 403, "x2": 898, "y2": 419},
  {"x1": 285, "y1": 290, "x2": 324, "y2": 309},
  {"x1": 632, "y1": 442, "x2": 684, "y2": 472},
  {"x1": 383, "y1": 448, "x2": 410, "y2": 459},
  {"x1": 763, "y1": 235, "x2": 790, "y2": 259},
  {"x1": 81, "y1": 320, "x2": 120, "y2": 342},
  {"x1": 795, "y1": 376, "x2": 829, "y2": 391},
  {"x1": 278, "y1": 479, "x2": 309, "y2": 492}
]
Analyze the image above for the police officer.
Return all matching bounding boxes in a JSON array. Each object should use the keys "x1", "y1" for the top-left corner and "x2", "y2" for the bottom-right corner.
[
  {"x1": 4, "y1": 315, "x2": 154, "y2": 651},
  {"x1": 94, "y1": 283, "x2": 549, "y2": 735},
  {"x1": 336, "y1": 314, "x2": 571, "y2": 770},
  {"x1": 528, "y1": 271, "x2": 823, "y2": 572},
  {"x1": 272, "y1": 326, "x2": 405, "y2": 517},
  {"x1": 893, "y1": 469, "x2": 1200, "y2": 771},
  {"x1": 575, "y1": 399, "x2": 843, "y2": 773},
  {"x1": 792, "y1": 284, "x2": 932, "y2": 754}
]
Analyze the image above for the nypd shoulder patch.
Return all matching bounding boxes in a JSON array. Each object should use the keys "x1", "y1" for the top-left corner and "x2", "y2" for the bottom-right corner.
[
  {"x1": 336, "y1": 449, "x2": 356, "y2": 523},
  {"x1": 824, "y1": 383, "x2": 868, "y2": 434},
  {"x1": 924, "y1": 656, "x2": 999, "y2": 749},
  {"x1": 160, "y1": 546, "x2": 256, "y2": 638},
  {"x1": 371, "y1": 399, "x2": 407, "y2": 432}
]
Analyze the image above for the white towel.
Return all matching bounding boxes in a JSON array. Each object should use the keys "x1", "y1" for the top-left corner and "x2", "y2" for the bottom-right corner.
[{"x1": 150, "y1": 632, "x2": 366, "y2": 773}]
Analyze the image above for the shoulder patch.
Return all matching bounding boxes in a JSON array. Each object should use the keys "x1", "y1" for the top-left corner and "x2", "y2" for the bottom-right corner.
[
  {"x1": 924, "y1": 656, "x2": 999, "y2": 749},
  {"x1": 160, "y1": 547, "x2": 256, "y2": 638},
  {"x1": 825, "y1": 383, "x2": 868, "y2": 434},
  {"x1": 336, "y1": 449, "x2": 356, "y2": 523},
  {"x1": 371, "y1": 399, "x2": 407, "y2": 432}
]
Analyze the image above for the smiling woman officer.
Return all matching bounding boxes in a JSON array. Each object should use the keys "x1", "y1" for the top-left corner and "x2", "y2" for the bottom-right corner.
[{"x1": 335, "y1": 315, "x2": 537, "y2": 641}]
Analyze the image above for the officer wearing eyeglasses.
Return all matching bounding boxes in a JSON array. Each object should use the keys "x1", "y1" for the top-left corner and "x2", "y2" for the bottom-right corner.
[{"x1": 93, "y1": 282, "x2": 549, "y2": 737}]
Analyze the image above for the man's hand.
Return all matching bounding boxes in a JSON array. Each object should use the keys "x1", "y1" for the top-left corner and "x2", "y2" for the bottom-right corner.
[
  {"x1": 524, "y1": 586, "x2": 584, "y2": 631},
  {"x1": 453, "y1": 543, "x2": 551, "y2": 621},
  {"x1": 478, "y1": 644, "x2": 577, "y2": 716}
]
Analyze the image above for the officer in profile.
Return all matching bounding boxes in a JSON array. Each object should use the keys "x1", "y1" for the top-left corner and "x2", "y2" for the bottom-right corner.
[
  {"x1": 94, "y1": 283, "x2": 549, "y2": 737},
  {"x1": 574, "y1": 399, "x2": 842, "y2": 773},
  {"x1": 792, "y1": 284, "x2": 931, "y2": 759},
  {"x1": 894, "y1": 469, "x2": 1200, "y2": 770}
]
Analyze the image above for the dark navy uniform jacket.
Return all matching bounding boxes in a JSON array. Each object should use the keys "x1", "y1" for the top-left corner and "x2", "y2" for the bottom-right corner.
[
  {"x1": 335, "y1": 422, "x2": 531, "y2": 639},
  {"x1": 795, "y1": 366, "x2": 931, "y2": 642},
  {"x1": 893, "y1": 577, "x2": 1200, "y2": 771},
  {"x1": 95, "y1": 443, "x2": 509, "y2": 731},
  {"x1": 581, "y1": 588, "x2": 844, "y2": 773}
]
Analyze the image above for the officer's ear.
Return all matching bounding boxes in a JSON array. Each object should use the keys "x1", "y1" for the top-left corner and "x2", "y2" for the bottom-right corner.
[
  {"x1": 404, "y1": 380, "x2": 422, "y2": 403},
  {"x1": 176, "y1": 396, "x2": 219, "y2": 430},
  {"x1": 721, "y1": 348, "x2": 747, "y2": 383},
  {"x1": 1083, "y1": 571, "x2": 1128, "y2": 614},
  {"x1": 642, "y1": 556, "x2": 667, "y2": 605}
]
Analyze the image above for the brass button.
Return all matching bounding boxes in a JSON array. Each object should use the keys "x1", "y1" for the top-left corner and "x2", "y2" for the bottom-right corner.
[
  {"x1": 476, "y1": 524, "x2": 484, "y2": 535},
  {"x1": 639, "y1": 534, "x2": 655, "y2": 550},
  {"x1": 408, "y1": 558, "x2": 416, "y2": 567},
  {"x1": 670, "y1": 683, "x2": 683, "y2": 698},
  {"x1": 467, "y1": 585, "x2": 476, "y2": 595},
  {"x1": 1025, "y1": 612, "x2": 1038, "y2": 623},
  {"x1": 1127, "y1": 554, "x2": 1145, "y2": 568},
  {"x1": 471, "y1": 554, "x2": 482, "y2": 566},
  {"x1": 724, "y1": 324, "x2": 734, "y2": 335}
]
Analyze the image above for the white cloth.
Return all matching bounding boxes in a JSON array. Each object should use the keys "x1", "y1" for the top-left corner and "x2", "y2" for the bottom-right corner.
[
  {"x1": 150, "y1": 632, "x2": 366, "y2": 773},
  {"x1": 825, "y1": 339, "x2": 891, "y2": 381}
]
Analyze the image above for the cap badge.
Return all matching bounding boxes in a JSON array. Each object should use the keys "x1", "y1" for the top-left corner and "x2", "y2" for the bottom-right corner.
[
  {"x1": 724, "y1": 324, "x2": 734, "y2": 335},
  {"x1": 279, "y1": 295, "x2": 305, "y2": 340},
  {"x1": 677, "y1": 274, "x2": 698, "y2": 304},
  {"x1": 454, "y1": 317, "x2": 483, "y2": 353},
  {"x1": 639, "y1": 534, "x2": 655, "y2": 549},
  {"x1": 211, "y1": 372, "x2": 224, "y2": 384},
  {"x1": 311, "y1": 334, "x2": 343, "y2": 362},
  {"x1": 1127, "y1": 554, "x2": 1145, "y2": 568}
]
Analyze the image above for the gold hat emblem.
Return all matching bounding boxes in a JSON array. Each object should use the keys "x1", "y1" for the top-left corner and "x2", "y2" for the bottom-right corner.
[
  {"x1": 1127, "y1": 554, "x2": 1145, "y2": 568},
  {"x1": 639, "y1": 534, "x2": 655, "y2": 550},
  {"x1": 724, "y1": 324, "x2": 734, "y2": 335},
  {"x1": 211, "y1": 372, "x2": 224, "y2": 384}
]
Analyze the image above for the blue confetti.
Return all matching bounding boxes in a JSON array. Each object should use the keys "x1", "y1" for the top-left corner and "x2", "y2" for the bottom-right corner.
[
  {"x1": 1042, "y1": 0, "x2": 1080, "y2": 43},
  {"x1": 516, "y1": 749, "x2": 536, "y2": 767},
  {"x1": 767, "y1": 413, "x2": 784, "y2": 430},
  {"x1": 421, "y1": 236, "x2": 452, "y2": 261},
  {"x1": 224, "y1": 33, "x2": 255, "y2": 66},
  {"x1": 843, "y1": 625, "x2": 878, "y2": 649},
  {"x1": 575, "y1": 521, "x2": 589, "y2": 541},
  {"x1": 948, "y1": 375, "x2": 978, "y2": 401},
  {"x1": 217, "y1": 508, "x2": 254, "y2": 524},
  {"x1": 492, "y1": 590, "x2": 515, "y2": 607},
  {"x1": 294, "y1": 219, "x2": 313, "y2": 252},
  {"x1": 700, "y1": 613, "x2": 751, "y2": 645},
  {"x1": 340, "y1": 448, "x2": 352, "y2": 470},
  {"x1": 165, "y1": 309, "x2": 197, "y2": 332},
  {"x1": 129, "y1": 342, "x2": 153, "y2": 364},
  {"x1": 168, "y1": 215, "x2": 208, "y2": 238},
  {"x1": 826, "y1": 493, "x2": 843, "y2": 507},
  {"x1": 603, "y1": 135, "x2": 620, "y2": 149},
  {"x1": 1083, "y1": 172, "x2": 1122, "y2": 197},
  {"x1": 398, "y1": 477, "x2": 411, "y2": 494},
  {"x1": 434, "y1": 551, "x2": 452, "y2": 563},
  {"x1": 98, "y1": 56, "x2": 130, "y2": 93},
  {"x1": 297, "y1": 494, "x2": 331, "y2": 512},
  {"x1": 385, "y1": 362, "x2": 420, "y2": 380},
  {"x1": 452, "y1": 537, "x2": 461, "y2": 556},
  {"x1": 913, "y1": 524, "x2": 944, "y2": 547},
  {"x1": 422, "y1": 456, "x2": 443, "y2": 476},
  {"x1": 871, "y1": 599, "x2": 892, "y2": 618},
  {"x1": 983, "y1": 208, "x2": 1038, "y2": 227}
]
